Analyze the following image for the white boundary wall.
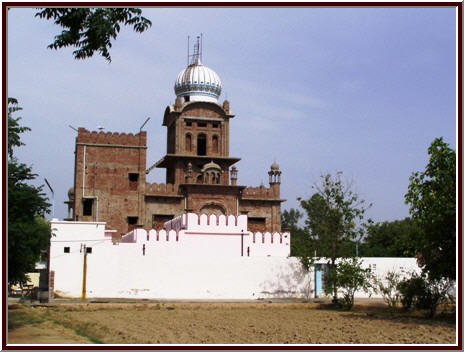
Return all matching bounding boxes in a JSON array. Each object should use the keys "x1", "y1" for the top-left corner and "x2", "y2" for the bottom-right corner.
[{"x1": 49, "y1": 219, "x2": 420, "y2": 299}]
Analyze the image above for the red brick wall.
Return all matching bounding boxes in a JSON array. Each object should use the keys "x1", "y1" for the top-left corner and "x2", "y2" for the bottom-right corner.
[{"x1": 74, "y1": 129, "x2": 147, "y2": 234}]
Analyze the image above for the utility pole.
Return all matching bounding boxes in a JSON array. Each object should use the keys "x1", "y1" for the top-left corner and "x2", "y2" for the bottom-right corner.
[{"x1": 81, "y1": 244, "x2": 87, "y2": 300}]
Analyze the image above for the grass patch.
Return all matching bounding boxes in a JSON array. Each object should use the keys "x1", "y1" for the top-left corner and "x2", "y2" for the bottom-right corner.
[
  {"x1": 8, "y1": 309, "x2": 43, "y2": 330},
  {"x1": 46, "y1": 316, "x2": 103, "y2": 344}
]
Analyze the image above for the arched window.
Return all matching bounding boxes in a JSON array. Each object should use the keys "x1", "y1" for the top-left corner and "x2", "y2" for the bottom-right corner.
[
  {"x1": 212, "y1": 135, "x2": 219, "y2": 153},
  {"x1": 196, "y1": 175, "x2": 203, "y2": 184},
  {"x1": 185, "y1": 134, "x2": 192, "y2": 152},
  {"x1": 197, "y1": 134, "x2": 207, "y2": 156}
]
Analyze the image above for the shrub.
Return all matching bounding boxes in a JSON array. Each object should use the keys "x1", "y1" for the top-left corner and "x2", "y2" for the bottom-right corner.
[
  {"x1": 415, "y1": 277, "x2": 454, "y2": 318},
  {"x1": 324, "y1": 257, "x2": 373, "y2": 310},
  {"x1": 397, "y1": 273, "x2": 424, "y2": 310},
  {"x1": 398, "y1": 273, "x2": 454, "y2": 317},
  {"x1": 373, "y1": 270, "x2": 402, "y2": 309}
]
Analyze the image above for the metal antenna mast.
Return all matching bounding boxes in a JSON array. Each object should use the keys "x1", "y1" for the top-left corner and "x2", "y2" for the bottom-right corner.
[
  {"x1": 200, "y1": 33, "x2": 203, "y2": 62},
  {"x1": 188, "y1": 35, "x2": 202, "y2": 65}
]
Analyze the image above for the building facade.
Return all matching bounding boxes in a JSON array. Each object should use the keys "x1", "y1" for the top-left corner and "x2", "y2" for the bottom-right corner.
[{"x1": 67, "y1": 41, "x2": 285, "y2": 236}]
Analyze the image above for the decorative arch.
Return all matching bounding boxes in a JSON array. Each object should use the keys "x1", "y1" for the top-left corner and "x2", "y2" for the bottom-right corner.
[
  {"x1": 185, "y1": 133, "x2": 192, "y2": 152},
  {"x1": 200, "y1": 202, "x2": 226, "y2": 216},
  {"x1": 212, "y1": 135, "x2": 219, "y2": 153}
]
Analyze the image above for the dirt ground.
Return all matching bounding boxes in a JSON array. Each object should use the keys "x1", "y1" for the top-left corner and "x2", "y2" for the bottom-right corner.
[{"x1": 7, "y1": 300, "x2": 456, "y2": 345}]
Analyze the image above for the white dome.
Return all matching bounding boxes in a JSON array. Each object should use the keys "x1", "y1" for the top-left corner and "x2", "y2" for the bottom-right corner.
[{"x1": 174, "y1": 58, "x2": 222, "y2": 103}]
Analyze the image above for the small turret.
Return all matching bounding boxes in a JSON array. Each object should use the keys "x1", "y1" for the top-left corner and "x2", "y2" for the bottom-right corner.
[
  {"x1": 230, "y1": 166, "x2": 238, "y2": 185},
  {"x1": 64, "y1": 186, "x2": 75, "y2": 220},
  {"x1": 185, "y1": 162, "x2": 193, "y2": 183},
  {"x1": 223, "y1": 99, "x2": 230, "y2": 114},
  {"x1": 174, "y1": 96, "x2": 184, "y2": 111}
]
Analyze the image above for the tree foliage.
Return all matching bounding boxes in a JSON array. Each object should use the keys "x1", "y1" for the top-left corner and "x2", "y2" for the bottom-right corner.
[
  {"x1": 299, "y1": 172, "x2": 371, "y2": 262},
  {"x1": 7, "y1": 98, "x2": 30, "y2": 158},
  {"x1": 8, "y1": 98, "x2": 50, "y2": 285},
  {"x1": 359, "y1": 218, "x2": 421, "y2": 257},
  {"x1": 298, "y1": 172, "x2": 371, "y2": 303},
  {"x1": 405, "y1": 138, "x2": 456, "y2": 280},
  {"x1": 35, "y1": 8, "x2": 152, "y2": 62},
  {"x1": 281, "y1": 208, "x2": 302, "y2": 233},
  {"x1": 281, "y1": 208, "x2": 314, "y2": 269}
]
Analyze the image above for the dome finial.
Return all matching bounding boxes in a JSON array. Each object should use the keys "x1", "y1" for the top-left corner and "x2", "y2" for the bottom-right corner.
[{"x1": 189, "y1": 34, "x2": 202, "y2": 66}]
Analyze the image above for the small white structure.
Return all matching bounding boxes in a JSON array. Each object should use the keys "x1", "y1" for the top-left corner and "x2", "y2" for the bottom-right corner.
[{"x1": 49, "y1": 214, "x2": 419, "y2": 300}]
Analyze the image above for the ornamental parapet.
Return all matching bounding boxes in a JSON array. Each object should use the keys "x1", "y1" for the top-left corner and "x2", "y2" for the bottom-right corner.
[
  {"x1": 242, "y1": 186, "x2": 277, "y2": 199},
  {"x1": 145, "y1": 182, "x2": 179, "y2": 195}
]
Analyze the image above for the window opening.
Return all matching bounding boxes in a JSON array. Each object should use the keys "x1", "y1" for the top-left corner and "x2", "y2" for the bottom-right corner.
[
  {"x1": 128, "y1": 216, "x2": 138, "y2": 225},
  {"x1": 197, "y1": 134, "x2": 207, "y2": 155},
  {"x1": 129, "y1": 173, "x2": 139, "y2": 191},
  {"x1": 64, "y1": 247, "x2": 70, "y2": 253},
  {"x1": 83, "y1": 199, "x2": 93, "y2": 216}
]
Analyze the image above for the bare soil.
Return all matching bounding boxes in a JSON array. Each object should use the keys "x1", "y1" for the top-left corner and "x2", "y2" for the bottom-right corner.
[{"x1": 7, "y1": 301, "x2": 456, "y2": 345}]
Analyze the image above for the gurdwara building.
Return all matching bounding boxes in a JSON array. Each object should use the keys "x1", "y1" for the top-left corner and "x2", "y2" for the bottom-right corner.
[{"x1": 65, "y1": 41, "x2": 285, "y2": 237}]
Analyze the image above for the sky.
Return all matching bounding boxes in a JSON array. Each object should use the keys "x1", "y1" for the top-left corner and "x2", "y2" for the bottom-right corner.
[{"x1": 7, "y1": 6, "x2": 457, "y2": 224}]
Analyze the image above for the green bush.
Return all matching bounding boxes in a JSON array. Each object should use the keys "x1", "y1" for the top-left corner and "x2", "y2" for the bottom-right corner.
[
  {"x1": 323, "y1": 258, "x2": 373, "y2": 310},
  {"x1": 398, "y1": 273, "x2": 454, "y2": 317},
  {"x1": 397, "y1": 273, "x2": 424, "y2": 310},
  {"x1": 373, "y1": 270, "x2": 402, "y2": 309}
]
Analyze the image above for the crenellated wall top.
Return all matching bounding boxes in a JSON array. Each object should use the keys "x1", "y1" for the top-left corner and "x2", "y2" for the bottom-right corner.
[{"x1": 77, "y1": 128, "x2": 147, "y2": 146}]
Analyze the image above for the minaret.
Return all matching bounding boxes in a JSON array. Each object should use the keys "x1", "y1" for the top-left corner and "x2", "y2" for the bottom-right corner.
[{"x1": 268, "y1": 162, "x2": 281, "y2": 197}]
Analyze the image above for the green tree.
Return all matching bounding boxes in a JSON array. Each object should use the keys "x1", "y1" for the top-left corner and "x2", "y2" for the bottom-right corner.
[
  {"x1": 405, "y1": 138, "x2": 456, "y2": 280},
  {"x1": 359, "y1": 218, "x2": 421, "y2": 257},
  {"x1": 35, "y1": 8, "x2": 152, "y2": 62},
  {"x1": 298, "y1": 172, "x2": 371, "y2": 303},
  {"x1": 8, "y1": 98, "x2": 50, "y2": 286},
  {"x1": 323, "y1": 257, "x2": 373, "y2": 310}
]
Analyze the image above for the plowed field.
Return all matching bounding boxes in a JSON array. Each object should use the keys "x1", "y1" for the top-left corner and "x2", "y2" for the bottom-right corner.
[{"x1": 7, "y1": 301, "x2": 456, "y2": 345}]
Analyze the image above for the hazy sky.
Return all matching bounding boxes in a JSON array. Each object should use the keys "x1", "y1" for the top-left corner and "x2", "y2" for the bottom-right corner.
[{"x1": 7, "y1": 7, "x2": 457, "y2": 223}]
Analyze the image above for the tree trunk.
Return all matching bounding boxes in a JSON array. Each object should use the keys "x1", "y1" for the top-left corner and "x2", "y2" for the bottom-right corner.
[{"x1": 330, "y1": 259, "x2": 338, "y2": 305}]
